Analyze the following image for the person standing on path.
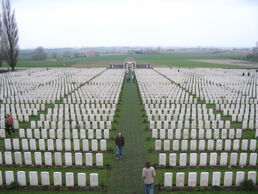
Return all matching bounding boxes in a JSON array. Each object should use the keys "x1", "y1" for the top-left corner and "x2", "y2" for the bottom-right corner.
[
  {"x1": 7, "y1": 114, "x2": 14, "y2": 132},
  {"x1": 5, "y1": 115, "x2": 11, "y2": 136},
  {"x1": 142, "y1": 161, "x2": 156, "y2": 194},
  {"x1": 115, "y1": 132, "x2": 125, "y2": 160}
]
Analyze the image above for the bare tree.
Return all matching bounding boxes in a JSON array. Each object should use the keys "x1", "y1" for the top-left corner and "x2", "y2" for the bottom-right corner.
[
  {"x1": 1, "y1": 0, "x2": 19, "y2": 71},
  {"x1": 0, "y1": 13, "x2": 3, "y2": 67},
  {"x1": 32, "y1": 47, "x2": 47, "y2": 61}
]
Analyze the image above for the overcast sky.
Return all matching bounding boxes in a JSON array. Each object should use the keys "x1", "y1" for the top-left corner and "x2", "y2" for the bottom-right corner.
[{"x1": 12, "y1": 0, "x2": 258, "y2": 49}]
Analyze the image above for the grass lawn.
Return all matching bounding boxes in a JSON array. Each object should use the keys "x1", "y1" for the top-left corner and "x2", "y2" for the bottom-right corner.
[
  {"x1": 1, "y1": 66, "x2": 257, "y2": 193},
  {"x1": 1, "y1": 52, "x2": 252, "y2": 68}
]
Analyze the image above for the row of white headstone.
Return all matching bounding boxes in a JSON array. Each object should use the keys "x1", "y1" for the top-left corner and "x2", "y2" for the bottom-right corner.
[
  {"x1": 155, "y1": 139, "x2": 257, "y2": 151},
  {"x1": 159, "y1": 152, "x2": 257, "y2": 166},
  {"x1": 30, "y1": 120, "x2": 112, "y2": 130},
  {"x1": 39, "y1": 113, "x2": 115, "y2": 122},
  {"x1": 0, "y1": 120, "x2": 19, "y2": 130},
  {"x1": 223, "y1": 109, "x2": 258, "y2": 117},
  {"x1": 242, "y1": 120, "x2": 258, "y2": 129},
  {"x1": 216, "y1": 103, "x2": 258, "y2": 111},
  {"x1": 145, "y1": 103, "x2": 208, "y2": 109},
  {"x1": 17, "y1": 128, "x2": 110, "y2": 139},
  {"x1": 147, "y1": 113, "x2": 222, "y2": 121},
  {"x1": 152, "y1": 128, "x2": 243, "y2": 139},
  {"x1": 62, "y1": 98, "x2": 118, "y2": 104},
  {"x1": 0, "y1": 171, "x2": 99, "y2": 186},
  {"x1": 232, "y1": 114, "x2": 258, "y2": 122},
  {"x1": 164, "y1": 171, "x2": 256, "y2": 187},
  {"x1": 4, "y1": 138, "x2": 107, "y2": 151},
  {"x1": 52, "y1": 103, "x2": 116, "y2": 109},
  {"x1": 155, "y1": 68, "x2": 257, "y2": 101},
  {"x1": 0, "y1": 68, "x2": 106, "y2": 102},
  {"x1": 0, "y1": 102, "x2": 45, "y2": 111},
  {"x1": 1, "y1": 107, "x2": 39, "y2": 116},
  {"x1": 0, "y1": 151, "x2": 103, "y2": 166},
  {"x1": 149, "y1": 120, "x2": 231, "y2": 129},
  {"x1": 46, "y1": 106, "x2": 117, "y2": 114}
]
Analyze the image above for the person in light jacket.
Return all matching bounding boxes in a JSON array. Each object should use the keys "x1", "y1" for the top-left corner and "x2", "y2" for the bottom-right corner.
[{"x1": 142, "y1": 161, "x2": 156, "y2": 194}]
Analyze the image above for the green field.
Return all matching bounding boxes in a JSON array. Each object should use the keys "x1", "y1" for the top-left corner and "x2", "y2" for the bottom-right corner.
[{"x1": 0, "y1": 52, "x2": 255, "y2": 68}]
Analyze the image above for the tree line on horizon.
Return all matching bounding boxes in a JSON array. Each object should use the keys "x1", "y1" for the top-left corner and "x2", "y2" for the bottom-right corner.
[{"x1": 0, "y1": 0, "x2": 19, "y2": 71}]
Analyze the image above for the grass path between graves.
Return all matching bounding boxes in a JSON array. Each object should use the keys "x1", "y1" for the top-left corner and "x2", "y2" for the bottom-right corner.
[{"x1": 107, "y1": 77, "x2": 148, "y2": 194}]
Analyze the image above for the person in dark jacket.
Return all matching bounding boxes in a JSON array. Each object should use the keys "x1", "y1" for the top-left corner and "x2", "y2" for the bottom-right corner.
[
  {"x1": 5, "y1": 115, "x2": 11, "y2": 136},
  {"x1": 115, "y1": 132, "x2": 125, "y2": 159}
]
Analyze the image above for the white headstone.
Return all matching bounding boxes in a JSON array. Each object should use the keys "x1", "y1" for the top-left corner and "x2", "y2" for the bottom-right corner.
[
  {"x1": 65, "y1": 172, "x2": 74, "y2": 187},
  {"x1": 160, "y1": 129, "x2": 166, "y2": 139},
  {"x1": 206, "y1": 139, "x2": 213, "y2": 150},
  {"x1": 190, "y1": 140, "x2": 196, "y2": 151},
  {"x1": 4, "y1": 152, "x2": 13, "y2": 165},
  {"x1": 200, "y1": 172, "x2": 209, "y2": 186},
  {"x1": 241, "y1": 139, "x2": 248, "y2": 151},
  {"x1": 24, "y1": 152, "x2": 32, "y2": 165},
  {"x1": 220, "y1": 152, "x2": 228, "y2": 166},
  {"x1": 189, "y1": 153, "x2": 197, "y2": 166},
  {"x1": 168, "y1": 129, "x2": 173, "y2": 139},
  {"x1": 179, "y1": 153, "x2": 187, "y2": 166},
  {"x1": 212, "y1": 172, "x2": 221, "y2": 186},
  {"x1": 230, "y1": 153, "x2": 238, "y2": 166},
  {"x1": 53, "y1": 172, "x2": 62, "y2": 186},
  {"x1": 29, "y1": 171, "x2": 38, "y2": 186},
  {"x1": 73, "y1": 139, "x2": 80, "y2": 151},
  {"x1": 235, "y1": 171, "x2": 245, "y2": 186},
  {"x1": 248, "y1": 171, "x2": 256, "y2": 185},
  {"x1": 210, "y1": 153, "x2": 217, "y2": 166},
  {"x1": 92, "y1": 140, "x2": 98, "y2": 151},
  {"x1": 188, "y1": 172, "x2": 197, "y2": 187},
  {"x1": 14, "y1": 152, "x2": 22, "y2": 165},
  {"x1": 250, "y1": 139, "x2": 256, "y2": 151},
  {"x1": 159, "y1": 153, "x2": 166, "y2": 166},
  {"x1": 233, "y1": 139, "x2": 240, "y2": 151},
  {"x1": 17, "y1": 171, "x2": 26, "y2": 186},
  {"x1": 65, "y1": 139, "x2": 71, "y2": 151},
  {"x1": 199, "y1": 153, "x2": 207, "y2": 166},
  {"x1": 86, "y1": 153, "x2": 93, "y2": 166},
  {"x1": 164, "y1": 140, "x2": 170, "y2": 151},
  {"x1": 224, "y1": 172, "x2": 233, "y2": 186},
  {"x1": 96, "y1": 153, "x2": 103, "y2": 166},
  {"x1": 172, "y1": 140, "x2": 179, "y2": 151},
  {"x1": 75, "y1": 152, "x2": 82, "y2": 166},
  {"x1": 34, "y1": 152, "x2": 42, "y2": 165},
  {"x1": 155, "y1": 140, "x2": 161, "y2": 151},
  {"x1": 176, "y1": 172, "x2": 184, "y2": 187},
  {"x1": 4, "y1": 139, "x2": 12, "y2": 150},
  {"x1": 39, "y1": 139, "x2": 45, "y2": 151},
  {"x1": 249, "y1": 153, "x2": 257, "y2": 166},
  {"x1": 78, "y1": 173, "x2": 86, "y2": 187},
  {"x1": 164, "y1": 172, "x2": 172, "y2": 187},
  {"x1": 82, "y1": 140, "x2": 89, "y2": 151},
  {"x1": 181, "y1": 140, "x2": 188, "y2": 151},
  {"x1": 199, "y1": 129, "x2": 204, "y2": 139},
  {"x1": 65, "y1": 152, "x2": 72, "y2": 166},
  {"x1": 100, "y1": 140, "x2": 107, "y2": 151},
  {"x1": 44, "y1": 152, "x2": 52, "y2": 166},
  {"x1": 90, "y1": 173, "x2": 98, "y2": 186},
  {"x1": 41, "y1": 172, "x2": 50, "y2": 186},
  {"x1": 5, "y1": 171, "x2": 14, "y2": 185},
  {"x1": 199, "y1": 140, "x2": 205, "y2": 151},
  {"x1": 169, "y1": 153, "x2": 177, "y2": 166},
  {"x1": 239, "y1": 153, "x2": 247, "y2": 166}
]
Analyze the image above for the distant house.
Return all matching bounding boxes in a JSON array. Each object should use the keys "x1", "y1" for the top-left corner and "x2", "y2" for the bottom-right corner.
[{"x1": 86, "y1": 51, "x2": 98, "y2": 57}]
